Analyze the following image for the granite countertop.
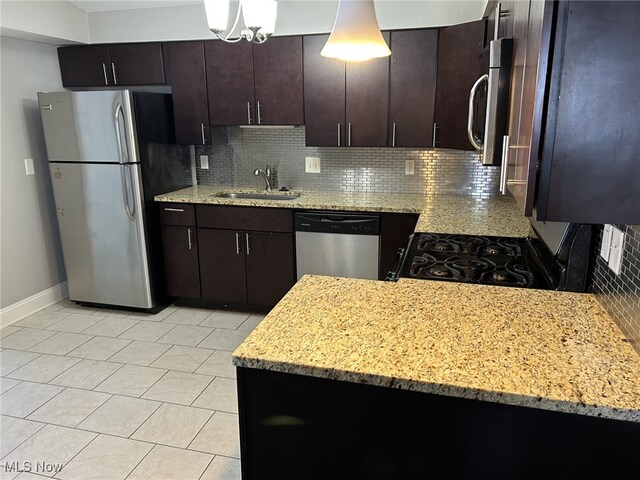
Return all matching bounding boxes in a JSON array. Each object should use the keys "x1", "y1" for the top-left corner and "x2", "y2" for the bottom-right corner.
[
  {"x1": 414, "y1": 194, "x2": 531, "y2": 237},
  {"x1": 233, "y1": 275, "x2": 640, "y2": 423},
  {"x1": 155, "y1": 186, "x2": 531, "y2": 237}
]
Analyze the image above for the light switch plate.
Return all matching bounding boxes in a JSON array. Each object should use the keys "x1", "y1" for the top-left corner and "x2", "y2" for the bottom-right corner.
[
  {"x1": 24, "y1": 158, "x2": 35, "y2": 176},
  {"x1": 305, "y1": 156, "x2": 321, "y2": 173},
  {"x1": 200, "y1": 155, "x2": 209, "y2": 170},
  {"x1": 600, "y1": 224, "x2": 613, "y2": 261},
  {"x1": 405, "y1": 159, "x2": 415, "y2": 175},
  {"x1": 608, "y1": 226, "x2": 625, "y2": 275}
]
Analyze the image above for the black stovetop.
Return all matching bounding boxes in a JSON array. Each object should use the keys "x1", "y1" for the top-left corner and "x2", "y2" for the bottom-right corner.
[{"x1": 396, "y1": 233, "x2": 554, "y2": 289}]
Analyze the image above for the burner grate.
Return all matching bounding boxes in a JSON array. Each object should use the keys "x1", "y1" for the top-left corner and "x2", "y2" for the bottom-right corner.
[{"x1": 402, "y1": 233, "x2": 538, "y2": 288}]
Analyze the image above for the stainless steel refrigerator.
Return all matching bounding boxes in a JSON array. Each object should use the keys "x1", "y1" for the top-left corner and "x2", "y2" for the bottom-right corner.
[{"x1": 38, "y1": 90, "x2": 188, "y2": 311}]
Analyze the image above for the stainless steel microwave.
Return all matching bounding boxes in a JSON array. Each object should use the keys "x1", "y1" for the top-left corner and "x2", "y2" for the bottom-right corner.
[{"x1": 467, "y1": 38, "x2": 513, "y2": 166}]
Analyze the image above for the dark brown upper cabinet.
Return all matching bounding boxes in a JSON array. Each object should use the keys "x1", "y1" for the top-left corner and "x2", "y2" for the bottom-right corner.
[
  {"x1": 166, "y1": 41, "x2": 210, "y2": 145},
  {"x1": 252, "y1": 36, "x2": 304, "y2": 125},
  {"x1": 388, "y1": 29, "x2": 438, "y2": 148},
  {"x1": 434, "y1": 20, "x2": 486, "y2": 150},
  {"x1": 533, "y1": 1, "x2": 640, "y2": 224},
  {"x1": 303, "y1": 34, "x2": 346, "y2": 147},
  {"x1": 205, "y1": 41, "x2": 256, "y2": 125},
  {"x1": 58, "y1": 43, "x2": 165, "y2": 88},
  {"x1": 58, "y1": 46, "x2": 111, "y2": 87},
  {"x1": 206, "y1": 36, "x2": 303, "y2": 126},
  {"x1": 303, "y1": 33, "x2": 390, "y2": 147}
]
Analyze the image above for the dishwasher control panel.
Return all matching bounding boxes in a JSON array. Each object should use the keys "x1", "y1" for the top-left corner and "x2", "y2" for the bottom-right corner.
[{"x1": 294, "y1": 212, "x2": 380, "y2": 235}]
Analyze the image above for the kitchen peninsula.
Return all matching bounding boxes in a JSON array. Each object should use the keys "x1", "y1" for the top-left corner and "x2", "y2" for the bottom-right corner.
[{"x1": 232, "y1": 276, "x2": 640, "y2": 479}]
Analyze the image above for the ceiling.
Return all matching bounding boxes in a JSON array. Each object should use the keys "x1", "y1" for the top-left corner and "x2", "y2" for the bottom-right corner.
[{"x1": 69, "y1": 1, "x2": 202, "y2": 12}]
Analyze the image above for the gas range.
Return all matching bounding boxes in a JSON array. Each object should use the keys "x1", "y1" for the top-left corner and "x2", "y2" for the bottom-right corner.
[{"x1": 387, "y1": 224, "x2": 594, "y2": 292}]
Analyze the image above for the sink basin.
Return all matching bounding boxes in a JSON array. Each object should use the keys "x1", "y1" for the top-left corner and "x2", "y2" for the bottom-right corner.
[{"x1": 214, "y1": 192, "x2": 300, "y2": 200}]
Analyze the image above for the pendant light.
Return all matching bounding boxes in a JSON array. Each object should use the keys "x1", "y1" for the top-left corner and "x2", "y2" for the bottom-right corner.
[{"x1": 321, "y1": 0, "x2": 391, "y2": 62}]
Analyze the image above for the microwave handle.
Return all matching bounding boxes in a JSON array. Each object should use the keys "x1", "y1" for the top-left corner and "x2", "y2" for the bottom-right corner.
[{"x1": 467, "y1": 74, "x2": 488, "y2": 150}]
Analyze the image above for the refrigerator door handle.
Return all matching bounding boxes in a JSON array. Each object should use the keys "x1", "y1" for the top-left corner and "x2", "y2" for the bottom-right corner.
[
  {"x1": 120, "y1": 164, "x2": 135, "y2": 221},
  {"x1": 114, "y1": 101, "x2": 128, "y2": 164}
]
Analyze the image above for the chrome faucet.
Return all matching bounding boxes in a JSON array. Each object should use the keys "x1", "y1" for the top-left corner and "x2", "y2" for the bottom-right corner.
[{"x1": 253, "y1": 165, "x2": 272, "y2": 191}]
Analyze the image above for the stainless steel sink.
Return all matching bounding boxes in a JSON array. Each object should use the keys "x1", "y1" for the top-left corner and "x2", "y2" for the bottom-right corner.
[{"x1": 214, "y1": 192, "x2": 300, "y2": 200}]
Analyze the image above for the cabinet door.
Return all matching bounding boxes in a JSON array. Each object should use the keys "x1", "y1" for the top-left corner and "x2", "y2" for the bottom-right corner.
[
  {"x1": 58, "y1": 46, "x2": 111, "y2": 87},
  {"x1": 198, "y1": 228, "x2": 247, "y2": 304},
  {"x1": 108, "y1": 43, "x2": 165, "y2": 85},
  {"x1": 388, "y1": 29, "x2": 438, "y2": 147},
  {"x1": 378, "y1": 213, "x2": 419, "y2": 280},
  {"x1": 537, "y1": 1, "x2": 640, "y2": 224},
  {"x1": 166, "y1": 42, "x2": 210, "y2": 145},
  {"x1": 434, "y1": 20, "x2": 486, "y2": 150},
  {"x1": 253, "y1": 36, "x2": 304, "y2": 125},
  {"x1": 205, "y1": 41, "x2": 256, "y2": 125},
  {"x1": 245, "y1": 232, "x2": 294, "y2": 308},
  {"x1": 345, "y1": 31, "x2": 390, "y2": 147},
  {"x1": 161, "y1": 225, "x2": 200, "y2": 298},
  {"x1": 303, "y1": 35, "x2": 346, "y2": 146}
]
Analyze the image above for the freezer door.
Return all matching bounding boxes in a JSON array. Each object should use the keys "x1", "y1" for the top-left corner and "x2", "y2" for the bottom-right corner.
[
  {"x1": 38, "y1": 90, "x2": 138, "y2": 163},
  {"x1": 49, "y1": 162, "x2": 153, "y2": 308}
]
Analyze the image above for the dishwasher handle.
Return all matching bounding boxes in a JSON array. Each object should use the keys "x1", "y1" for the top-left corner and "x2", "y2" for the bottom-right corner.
[{"x1": 294, "y1": 212, "x2": 380, "y2": 235}]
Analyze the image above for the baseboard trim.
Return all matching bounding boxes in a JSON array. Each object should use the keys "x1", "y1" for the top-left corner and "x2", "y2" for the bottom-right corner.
[{"x1": 0, "y1": 282, "x2": 68, "y2": 328}]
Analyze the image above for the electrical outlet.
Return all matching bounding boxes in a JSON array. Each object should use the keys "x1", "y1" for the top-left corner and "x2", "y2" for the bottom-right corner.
[
  {"x1": 600, "y1": 224, "x2": 613, "y2": 261},
  {"x1": 608, "y1": 226, "x2": 625, "y2": 275},
  {"x1": 305, "y1": 156, "x2": 321, "y2": 173},
  {"x1": 200, "y1": 155, "x2": 209, "y2": 170},
  {"x1": 24, "y1": 158, "x2": 35, "y2": 176},
  {"x1": 405, "y1": 159, "x2": 415, "y2": 175}
]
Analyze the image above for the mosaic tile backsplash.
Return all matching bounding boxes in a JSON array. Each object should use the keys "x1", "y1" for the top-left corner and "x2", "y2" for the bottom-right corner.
[
  {"x1": 592, "y1": 225, "x2": 640, "y2": 354},
  {"x1": 195, "y1": 126, "x2": 500, "y2": 196}
]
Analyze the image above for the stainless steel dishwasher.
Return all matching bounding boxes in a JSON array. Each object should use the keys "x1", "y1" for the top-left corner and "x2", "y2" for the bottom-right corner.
[{"x1": 294, "y1": 211, "x2": 380, "y2": 280}]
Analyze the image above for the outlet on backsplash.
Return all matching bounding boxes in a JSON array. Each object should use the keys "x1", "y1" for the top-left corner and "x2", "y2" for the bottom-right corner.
[
  {"x1": 305, "y1": 156, "x2": 321, "y2": 173},
  {"x1": 405, "y1": 159, "x2": 415, "y2": 175}
]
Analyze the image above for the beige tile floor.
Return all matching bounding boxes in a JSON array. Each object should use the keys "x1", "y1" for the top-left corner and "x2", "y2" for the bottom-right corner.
[{"x1": 0, "y1": 300, "x2": 260, "y2": 480}]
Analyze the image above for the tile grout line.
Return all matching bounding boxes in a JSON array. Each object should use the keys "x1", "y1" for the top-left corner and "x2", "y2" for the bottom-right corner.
[{"x1": 0, "y1": 417, "x2": 47, "y2": 463}]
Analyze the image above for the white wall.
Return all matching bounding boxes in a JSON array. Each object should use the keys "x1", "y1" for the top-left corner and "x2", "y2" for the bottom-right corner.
[
  {"x1": 0, "y1": 36, "x2": 66, "y2": 309},
  {"x1": 0, "y1": 1, "x2": 89, "y2": 44},
  {"x1": 88, "y1": 0, "x2": 488, "y2": 44}
]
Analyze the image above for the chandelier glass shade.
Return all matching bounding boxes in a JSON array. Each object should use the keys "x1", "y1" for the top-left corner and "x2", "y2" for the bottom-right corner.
[{"x1": 204, "y1": 0, "x2": 278, "y2": 43}]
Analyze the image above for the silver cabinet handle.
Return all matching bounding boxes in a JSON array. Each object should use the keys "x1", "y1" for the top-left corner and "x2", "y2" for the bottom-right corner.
[
  {"x1": 164, "y1": 207, "x2": 184, "y2": 212},
  {"x1": 392, "y1": 122, "x2": 396, "y2": 147},
  {"x1": 257, "y1": 101, "x2": 262, "y2": 124},
  {"x1": 467, "y1": 74, "x2": 488, "y2": 150},
  {"x1": 432, "y1": 122, "x2": 437, "y2": 148},
  {"x1": 247, "y1": 101, "x2": 252, "y2": 124},
  {"x1": 187, "y1": 228, "x2": 193, "y2": 250},
  {"x1": 111, "y1": 62, "x2": 118, "y2": 85},
  {"x1": 235, "y1": 232, "x2": 241, "y2": 255},
  {"x1": 348, "y1": 122, "x2": 352, "y2": 146},
  {"x1": 200, "y1": 123, "x2": 206, "y2": 145},
  {"x1": 500, "y1": 135, "x2": 510, "y2": 195},
  {"x1": 102, "y1": 63, "x2": 109, "y2": 85},
  {"x1": 245, "y1": 233, "x2": 250, "y2": 255},
  {"x1": 337, "y1": 123, "x2": 341, "y2": 146}
]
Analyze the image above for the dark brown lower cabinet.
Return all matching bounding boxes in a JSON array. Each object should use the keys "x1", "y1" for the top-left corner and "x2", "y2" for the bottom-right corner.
[
  {"x1": 160, "y1": 225, "x2": 200, "y2": 298},
  {"x1": 245, "y1": 232, "x2": 295, "y2": 307},
  {"x1": 199, "y1": 228, "x2": 295, "y2": 308},
  {"x1": 198, "y1": 229, "x2": 247, "y2": 304},
  {"x1": 378, "y1": 213, "x2": 420, "y2": 279}
]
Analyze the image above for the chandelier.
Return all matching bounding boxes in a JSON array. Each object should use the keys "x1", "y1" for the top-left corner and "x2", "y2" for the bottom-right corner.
[{"x1": 204, "y1": 0, "x2": 278, "y2": 44}]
